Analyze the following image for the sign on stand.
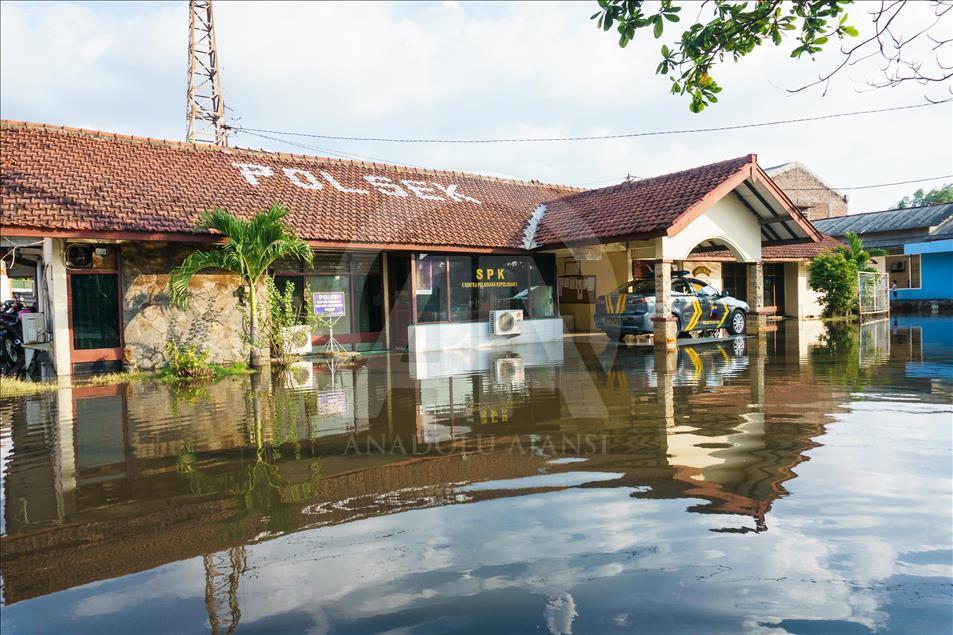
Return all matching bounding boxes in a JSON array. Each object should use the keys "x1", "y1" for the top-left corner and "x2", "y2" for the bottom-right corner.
[{"x1": 312, "y1": 291, "x2": 348, "y2": 354}]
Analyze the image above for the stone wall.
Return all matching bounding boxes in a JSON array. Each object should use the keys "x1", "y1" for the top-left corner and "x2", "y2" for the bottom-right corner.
[
  {"x1": 769, "y1": 164, "x2": 848, "y2": 221},
  {"x1": 121, "y1": 242, "x2": 246, "y2": 370}
]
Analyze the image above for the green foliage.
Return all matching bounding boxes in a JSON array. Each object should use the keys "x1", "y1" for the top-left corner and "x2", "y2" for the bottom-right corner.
[
  {"x1": 592, "y1": 0, "x2": 857, "y2": 112},
  {"x1": 895, "y1": 182, "x2": 953, "y2": 209},
  {"x1": 834, "y1": 231, "x2": 886, "y2": 273},
  {"x1": 265, "y1": 278, "x2": 323, "y2": 365},
  {"x1": 162, "y1": 341, "x2": 216, "y2": 380},
  {"x1": 168, "y1": 204, "x2": 314, "y2": 365},
  {"x1": 808, "y1": 249, "x2": 859, "y2": 317}
]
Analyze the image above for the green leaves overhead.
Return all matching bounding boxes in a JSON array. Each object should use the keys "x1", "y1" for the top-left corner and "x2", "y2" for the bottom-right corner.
[{"x1": 591, "y1": 0, "x2": 858, "y2": 112}]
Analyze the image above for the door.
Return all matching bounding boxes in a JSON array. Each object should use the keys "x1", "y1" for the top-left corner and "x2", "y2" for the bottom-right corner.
[
  {"x1": 691, "y1": 279, "x2": 726, "y2": 329},
  {"x1": 671, "y1": 278, "x2": 697, "y2": 333},
  {"x1": 68, "y1": 271, "x2": 123, "y2": 372},
  {"x1": 387, "y1": 254, "x2": 412, "y2": 350}
]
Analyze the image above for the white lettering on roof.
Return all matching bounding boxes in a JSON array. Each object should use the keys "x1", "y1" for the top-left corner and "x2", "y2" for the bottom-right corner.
[
  {"x1": 282, "y1": 168, "x2": 323, "y2": 190},
  {"x1": 431, "y1": 183, "x2": 481, "y2": 204},
  {"x1": 364, "y1": 175, "x2": 408, "y2": 197},
  {"x1": 401, "y1": 180, "x2": 444, "y2": 201},
  {"x1": 233, "y1": 163, "x2": 274, "y2": 186},
  {"x1": 231, "y1": 163, "x2": 482, "y2": 204},
  {"x1": 320, "y1": 171, "x2": 369, "y2": 195}
]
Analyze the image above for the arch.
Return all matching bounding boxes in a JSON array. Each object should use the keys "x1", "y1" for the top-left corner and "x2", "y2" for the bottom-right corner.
[{"x1": 683, "y1": 236, "x2": 748, "y2": 262}]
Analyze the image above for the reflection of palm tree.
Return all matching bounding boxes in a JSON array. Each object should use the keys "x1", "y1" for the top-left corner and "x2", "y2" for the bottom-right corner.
[{"x1": 203, "y1": 547, "x2": 246, "y2": 635}]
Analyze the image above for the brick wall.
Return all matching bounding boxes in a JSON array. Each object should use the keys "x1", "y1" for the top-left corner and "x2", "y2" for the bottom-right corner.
[{"x1": 769, "y1": 165, "x2": 848, "y2": 221}]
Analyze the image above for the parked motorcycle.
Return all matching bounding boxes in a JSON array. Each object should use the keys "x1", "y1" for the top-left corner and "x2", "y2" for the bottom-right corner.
[{"x1": 1, "y1": 299, "x2": 38, "y2": 379}]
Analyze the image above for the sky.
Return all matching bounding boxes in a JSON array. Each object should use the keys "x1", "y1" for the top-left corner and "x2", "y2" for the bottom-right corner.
[{"x1": 1, "y1": 0, "x2": 951, "y2": 213}]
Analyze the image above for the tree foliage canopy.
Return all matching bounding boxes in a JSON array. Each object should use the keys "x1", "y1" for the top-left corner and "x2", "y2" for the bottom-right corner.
[
  {"x1": 592, "y1": 0, "x2": 953, "y2": 112},
  {"x1": 809, "y1": 249, "x2": 859, "y2": 317},
  {"x1": 834, "y1": 231, "x2": 886, "y2": 273},
  {"x1": 895, "y1": 182, "x2": 953, "y2": 209}
]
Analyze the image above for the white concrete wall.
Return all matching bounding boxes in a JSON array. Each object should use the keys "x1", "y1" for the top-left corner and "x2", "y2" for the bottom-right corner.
[
  {"x1": 408, "y1": 317, "x2": 563, "y2": 353},
  {"x1": 42, "y1": 238, "x2": 72, "y2": 377},
  {"x1": 660, "y1": 192, "x2": 762, "y2": 262},
  {"x1": 784, "y1": 261, "x2": 824, "y2": 319}
]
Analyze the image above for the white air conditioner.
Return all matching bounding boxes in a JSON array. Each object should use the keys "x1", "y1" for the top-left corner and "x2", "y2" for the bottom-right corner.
[
  {"x1": 21, "y1": 313, "x2": 48, "y2": 344},
  {"x1": 489, "y1": 309, "x2": 523, "y2": 336},
  {"x1": 494, "y1": 356, "x2": 525, "y2": 385}
]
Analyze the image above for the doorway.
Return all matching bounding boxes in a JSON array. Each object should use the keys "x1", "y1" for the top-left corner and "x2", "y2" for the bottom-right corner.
[{"x1": 387, "y1": 254, "x2": 412, "y2": 350}]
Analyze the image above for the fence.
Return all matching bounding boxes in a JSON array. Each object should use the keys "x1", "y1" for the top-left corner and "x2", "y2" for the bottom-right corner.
[{"x1": 858, "y1": 271, "x2": 889, "y2": 316}]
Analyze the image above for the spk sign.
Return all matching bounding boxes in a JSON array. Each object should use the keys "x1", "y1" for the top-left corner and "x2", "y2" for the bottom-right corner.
[{"x1": 232, "y1": 162, "x2": 482, "y2": 205}]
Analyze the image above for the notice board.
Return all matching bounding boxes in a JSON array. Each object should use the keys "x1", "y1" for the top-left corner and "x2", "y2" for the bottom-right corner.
[{"x1": 558, "y1": 275, "x2": 596, "y2": 304}]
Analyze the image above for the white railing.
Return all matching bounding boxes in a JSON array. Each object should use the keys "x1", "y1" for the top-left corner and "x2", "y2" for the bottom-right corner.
[{"x1": 858, "y1": 271, "x2": 889, "y2": 316}]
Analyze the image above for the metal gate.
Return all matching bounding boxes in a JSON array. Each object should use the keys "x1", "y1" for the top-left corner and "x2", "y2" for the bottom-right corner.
[{"x1": 858, "y1": 271, "x2": 889, "y2": 316}]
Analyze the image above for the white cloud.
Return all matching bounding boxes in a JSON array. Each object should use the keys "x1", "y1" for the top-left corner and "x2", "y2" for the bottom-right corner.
[{"x1": 1, "y1": 1, "x2": 950, "y2": 212}]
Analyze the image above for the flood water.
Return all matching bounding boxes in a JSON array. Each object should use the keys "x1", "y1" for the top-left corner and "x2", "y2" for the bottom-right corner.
[{"x1": 1, "y1": 317, "x2": 951, "y2": 634}]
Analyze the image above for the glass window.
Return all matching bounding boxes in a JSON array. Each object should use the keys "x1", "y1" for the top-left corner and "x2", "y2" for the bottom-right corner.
[
  {"x1": 307, "y1": 273, "x2": 351, "y2": 335},
  {"x1": 416, "y1": 254, "x2": 448, "y2": 322},
  {"x1": 449, "y1": 255, "x2": 479, "y2": 322},
  {"x1": 672, "y1": 279, "x2": 692, "y2": 295},
  {"x1": 70, "y1": 274, "x2": 120, "y2": 350},
  {"x1": 477, "y1": 255, "x2": 528, "y2": 315},
  {"x1": 691, "y1": 280, "x2": 720, "y2": 297},
  {"x1": 352, "y1": 254, "x2": 384, "y2": 333},
  {"x1": 528, "y1": 255, "x2": 556, "y2": 318}
]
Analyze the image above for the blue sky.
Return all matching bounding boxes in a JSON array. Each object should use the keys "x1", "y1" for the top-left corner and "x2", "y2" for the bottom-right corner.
[{"x1": 1, "y1": 0, "x2": 951, "y2": 212}]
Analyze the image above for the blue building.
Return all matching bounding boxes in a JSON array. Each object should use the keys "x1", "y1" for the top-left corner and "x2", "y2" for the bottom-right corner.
[{"x1": 815, "y1": 203, "x2": 953, "y2": 304}]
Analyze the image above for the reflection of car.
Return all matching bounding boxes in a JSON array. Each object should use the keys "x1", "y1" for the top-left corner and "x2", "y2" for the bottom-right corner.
[
  {"x1": 599, "y1": 337, "x2": 749, "y2": 389},
  {"x1": 594, "y1": 272, "x2": 748, "y2": 340}
]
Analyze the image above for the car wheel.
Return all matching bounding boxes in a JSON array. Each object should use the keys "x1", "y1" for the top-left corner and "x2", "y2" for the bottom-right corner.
[{"x1": 728, "y1": 310, "x2": 746, "y2": 336}]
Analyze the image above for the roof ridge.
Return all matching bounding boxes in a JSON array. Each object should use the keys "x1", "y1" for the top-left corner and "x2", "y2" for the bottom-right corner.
[
  {"x1": 0, "y1": 119, "x2": 583, "y2": 193},
  {"x1": 542, "y1": 154, "x2": 755, "y2": 205}
]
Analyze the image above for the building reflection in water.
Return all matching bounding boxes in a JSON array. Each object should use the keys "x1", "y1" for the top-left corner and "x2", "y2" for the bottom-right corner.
[{"x1": 0, "y1": 317, "x2": 939, "y2": 629}]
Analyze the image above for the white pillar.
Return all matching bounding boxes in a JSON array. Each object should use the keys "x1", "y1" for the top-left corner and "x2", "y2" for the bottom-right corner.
[{"x1": 42, "y1": 238, "x2": 72, "y2": 376}]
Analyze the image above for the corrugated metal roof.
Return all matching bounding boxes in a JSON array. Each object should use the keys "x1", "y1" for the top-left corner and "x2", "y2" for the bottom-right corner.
[{"x1": 813, "y1": 203, "x2": 953, "y2": 236}]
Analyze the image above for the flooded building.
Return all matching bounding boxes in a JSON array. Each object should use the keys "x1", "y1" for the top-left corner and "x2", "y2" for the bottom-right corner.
[{"x1": 2, "y1": 121, "x2": 833, "y2": 376}]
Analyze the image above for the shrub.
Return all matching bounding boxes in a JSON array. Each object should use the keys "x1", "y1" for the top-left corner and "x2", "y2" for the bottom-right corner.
[
  {"x1": 162, "y1": 341, "x2": 216, "y2": 381},
  {"x1": 808, "y1": 250, "x2": 859, "y2": 318},
  {"x1": 266, "y1": 278, "x2": 322, "y2": 365}
]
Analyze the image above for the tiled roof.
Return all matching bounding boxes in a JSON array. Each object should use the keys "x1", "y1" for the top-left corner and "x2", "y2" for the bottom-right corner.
[
  {"x1": 813, "y1": 203, "x2": 953, "y2": 236},
  {"x1": 1, "y1": 120, "x2": 578, "y2": 250},
  {"x1": 688, "y1": 235, "x2": 844, "y2": 261},
  {"x1": 534, "y1": 155, "x2": 754, "y2": 247}
]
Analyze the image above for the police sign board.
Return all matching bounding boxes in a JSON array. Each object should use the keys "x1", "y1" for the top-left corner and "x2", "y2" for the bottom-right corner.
[{"x1": 313, "y1": 292, "x2": 346, "y2": 317}]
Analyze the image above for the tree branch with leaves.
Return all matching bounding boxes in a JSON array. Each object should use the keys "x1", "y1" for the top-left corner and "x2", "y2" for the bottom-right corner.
[{"x1": 593, "y1": 0, "x2": 953, "y2": 112}]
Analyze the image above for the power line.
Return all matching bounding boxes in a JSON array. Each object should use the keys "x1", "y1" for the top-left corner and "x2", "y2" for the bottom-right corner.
[
  {"x1": 785, "y1": 175, "x2": 951, "y2": 191},
  {"x1": 225, "y1": 99, "x2": 951, "y2": 144}
]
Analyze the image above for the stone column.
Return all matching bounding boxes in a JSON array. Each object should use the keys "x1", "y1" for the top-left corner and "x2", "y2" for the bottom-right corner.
[
  {"x1": 652, "y1": 260, "x2": 677, "y2": 349},
  {"x1": 746, "y1": 261, "x2": 768, "y2": 333},
  {"x1": 654, "y1": 347, "x2": 677, "y2": 426}
]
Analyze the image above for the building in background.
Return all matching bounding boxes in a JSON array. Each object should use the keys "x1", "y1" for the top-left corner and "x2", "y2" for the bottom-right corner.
[
  {"x1": 765, "y1": 161, "x2": 849, "y2": 221},
  {"x1": 814, "y1": 204, "x2": 953, "y2": 307}
]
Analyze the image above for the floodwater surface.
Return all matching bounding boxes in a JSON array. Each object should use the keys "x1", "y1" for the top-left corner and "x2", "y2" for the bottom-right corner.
[{"x1": 1, "y1": 318, "x2": 951, "y2": 634}]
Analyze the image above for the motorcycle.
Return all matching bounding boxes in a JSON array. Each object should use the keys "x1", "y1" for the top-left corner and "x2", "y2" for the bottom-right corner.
[{"x1": 1, "y1": 299, "x2": 38, "y2": 379}]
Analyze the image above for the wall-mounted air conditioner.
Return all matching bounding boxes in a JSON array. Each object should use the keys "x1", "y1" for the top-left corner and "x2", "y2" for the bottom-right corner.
[{"x1": 489, "y1": 309, "x2": 523, "y2": 336}]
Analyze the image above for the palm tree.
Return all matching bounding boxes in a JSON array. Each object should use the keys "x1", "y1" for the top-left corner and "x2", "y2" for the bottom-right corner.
[
  {"x1": 169, "y1": 204, "x2": 313, "y2": 366},
  {"x1": 835, "y1": 231, "x2": 886, "y2": 273}
]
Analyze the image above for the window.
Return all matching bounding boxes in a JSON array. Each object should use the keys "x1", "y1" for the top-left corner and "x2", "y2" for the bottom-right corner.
[
  {"x1": 415, "y1": 253, "x2": 558, "y2": 323},
  {"x1": 887, "y1": 254, "x2": 921, "y2": 290},
  {"x1": 70, "y1": 274, "x2": 120, "y2": 350},
  {"x1": 690, "y1": 281, "x2": 720, "y2": 298},
  {"x1": 672, "y1": 279, "x2": 692, "y2": 295},
  {"x1": 416, "y1": 254, "x2": 448, "y2": 322},
  {"x1": 722, "y1": 263, "x2": 747, "y2": 300}
]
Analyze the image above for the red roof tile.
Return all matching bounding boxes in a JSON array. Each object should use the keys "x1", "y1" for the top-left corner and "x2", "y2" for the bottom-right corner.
[
  {"x1": 534, "y1": 155, "x2": 754, "y2": 247},
  {"x1": 687, "y1": 235, "x2": 844, "y2": 261},
  {"x1": 1, "y1": 121, "x2": 577, "y2": 250}
]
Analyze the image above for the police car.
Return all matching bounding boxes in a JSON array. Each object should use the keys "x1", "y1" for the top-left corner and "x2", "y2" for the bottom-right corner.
[{"x1": 594, "y1": 271, "x2": 748, "y2": 340}]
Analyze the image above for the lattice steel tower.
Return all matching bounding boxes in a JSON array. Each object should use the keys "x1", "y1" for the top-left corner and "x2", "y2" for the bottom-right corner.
[{"x1": 186, "y1": 0, "x2": 227, "y2": 146}]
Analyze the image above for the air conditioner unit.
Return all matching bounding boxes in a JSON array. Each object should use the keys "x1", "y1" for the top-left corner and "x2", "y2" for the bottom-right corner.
[
  {"x1": 21, "y1": 313, "x2": 48, "y2": 344},
  {"x1": 489, "y1": 309, "x2": 523, "y2": 336},
  {"x1": 494, "y1": 356, "x2": 525, "y2": 385},
  {"x1": 65, "y1": 244, "x2": 94, "y2": 268}
]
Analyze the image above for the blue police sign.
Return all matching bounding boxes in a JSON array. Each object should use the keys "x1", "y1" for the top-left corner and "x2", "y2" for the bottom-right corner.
[{"x1": 312, "y1": 292, "x2": 346, "y2": 317}]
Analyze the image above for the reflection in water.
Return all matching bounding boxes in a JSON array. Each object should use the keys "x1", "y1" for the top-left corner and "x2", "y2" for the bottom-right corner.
[{"x1": 1, "y1": 318, "x2": 951, "y2": 634}]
